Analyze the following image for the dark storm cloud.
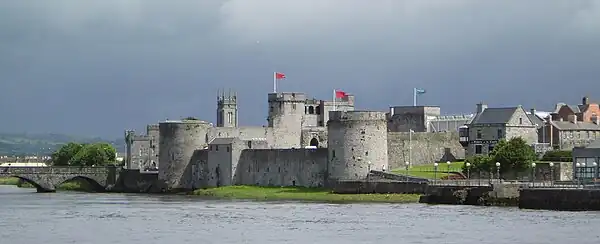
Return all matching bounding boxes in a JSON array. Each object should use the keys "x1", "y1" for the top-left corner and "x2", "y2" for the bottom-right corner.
[{"x1": 1, "y1": 0, "x2": 599, "y2": 137}]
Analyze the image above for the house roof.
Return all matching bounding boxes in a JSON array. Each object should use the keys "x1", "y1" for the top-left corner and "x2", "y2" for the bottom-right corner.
[
  {"x1": 527, "y1": 113, "x2": 543, "y2": 127},
  {"x1": 551, "y1": 121, "x2": 600, "y2": 131},
  {"x1": 209, "y1": 137, "x2": 236, "y2": 145},
  {"x1": 470, "y1": 107, "x2": 518, "y2": 124}
]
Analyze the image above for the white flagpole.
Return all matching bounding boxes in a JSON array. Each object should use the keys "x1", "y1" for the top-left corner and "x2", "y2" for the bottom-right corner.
[
  {"x1": 273, "y1": 72, "x2": 277, "y2": 93},
  {"x1": 413, "y1": 88, "x2": 417, "y2": 106},
  {"x1": 333, "y1": 89, "x2": 336, "y2": 111}
]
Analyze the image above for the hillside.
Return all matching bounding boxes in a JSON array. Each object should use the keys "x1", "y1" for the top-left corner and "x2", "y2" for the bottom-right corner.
[{"x1": 0, "y1": 133, "x2": 125, "y2": 156}]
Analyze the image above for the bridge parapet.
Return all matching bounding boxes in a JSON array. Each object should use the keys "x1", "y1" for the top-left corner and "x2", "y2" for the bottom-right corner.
[
  {"x1": 0, "y1": 166, "x2": 120, "y2": 192},
  {"x1": 1, "y1": 166, "x2": 113, "y2": 174}
]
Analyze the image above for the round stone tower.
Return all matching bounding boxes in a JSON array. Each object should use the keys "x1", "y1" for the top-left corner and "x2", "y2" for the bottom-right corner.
[
  {"x1": 327, "y1": 111, "x2": 388, "y2": 182},
  {"x1": 158, "y1": 119, "x2": 211, "y2": 191}
]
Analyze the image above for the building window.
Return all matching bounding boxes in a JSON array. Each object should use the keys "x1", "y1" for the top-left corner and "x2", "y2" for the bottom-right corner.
[
  {"x1": 270, "y1": 106, "x2": 274, "y2": 112},
  {"x1": 226, "y1": 147, "x2": 230, "y2": 152},
  {"x1": 292, "y1": 104, "x2": 297, "y2": 110},
  {"x1": 475, "y1": 145, "x2": 482, "y2": 154},
  {"x1": 488, "y1": 145, "x2": 495, "y2": 153},
  {"x1": 519, "y1": 118, "x2": 523, "y2": 124},
  {"x1": 247, "y1": 141, "x2": 252, "y2": 148},
  {"x1": 476, "y1": 130, "x2": 482, "y2": 139},
  {"x1": 215, "y1": 145, "x2": 219, "y2": 151},
  {"x1": 227, "y1": 112, "x2": 233, "y2": 124},
  {"x1": 497, "y1": 129, "x2": 503, "y2": 139}
]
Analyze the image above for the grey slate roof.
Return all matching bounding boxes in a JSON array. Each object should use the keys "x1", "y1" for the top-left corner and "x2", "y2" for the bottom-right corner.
[
  {"x1": 527, "y1": 113, "x2": 543, "y2": 127},
  {"x1": 551, "y1": 121, "x2": 600, "y2": 131},
  {"x1": 470, "y1": 107, "x2": 518, "y2": 124},
  {"x1": 209, "y1": 137, "x2": 236, "y2": 145}
]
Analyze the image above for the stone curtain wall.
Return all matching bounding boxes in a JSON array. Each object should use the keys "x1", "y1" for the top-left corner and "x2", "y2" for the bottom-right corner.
[
  {"x1": 235, "y1": 148, "x2": 328, "y2": 187},
  {"x1": 387, "y1": 131, "x2": 465, "y2": 169}
]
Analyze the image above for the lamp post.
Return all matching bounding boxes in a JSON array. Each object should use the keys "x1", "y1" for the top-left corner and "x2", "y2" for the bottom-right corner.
[
  {"x1": 465, "y1": 162, "x2": 471, "y2": 186},
  {"x1": 575, "y1": 162, "x2": 581, "y2": 187},
  {"x1": 433, "y1": 162, "x2": 439, "y2": 184},
  {"x1": 409, "y1": 129, "x2": 413, "y2": 167},
  {"x1": 531, "y1": 162, "x2": 537, "y2": 188},
  {"x1": 495, "y1": 162, "x2": 501, "y2": 182},
  {"x1": 549, "y1": 162, "x2": 554, "y2": 187},
  {"x1": 446, "y1": 161, "x2": 451, "y2": 175},
  {"x1": 405, "y1": 161, "x2": 410, "y2": 171},
  {"x1": 594, "y1": 162, "x2": 598, "y2": 183}
]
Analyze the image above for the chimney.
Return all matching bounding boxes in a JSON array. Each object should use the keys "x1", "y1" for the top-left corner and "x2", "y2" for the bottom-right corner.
[
  {"x1": 593, "y1": 116, "x2": 599, "y2": 125},
  {"x1": 476, "y1": 102, "x2": 487, "y2": 114},
  {"x1": 568, "y1": 114, "x2": 577, "y2": 124},
  {"x1": 530, "y1": 108, "x2": 536, "y2": 116},
  {"x1": 582, "y1": 96, "x2": 589, "y2": 105}
]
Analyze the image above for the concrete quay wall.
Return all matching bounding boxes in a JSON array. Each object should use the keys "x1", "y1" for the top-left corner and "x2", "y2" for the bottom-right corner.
[{"x1": 519, "y1": 188, "x2": 600, "y2": 211}]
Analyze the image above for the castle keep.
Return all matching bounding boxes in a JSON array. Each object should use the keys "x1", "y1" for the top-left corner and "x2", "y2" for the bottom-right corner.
[{"x1": 125, "y1": 90, "x2": 464, "y2": 191}]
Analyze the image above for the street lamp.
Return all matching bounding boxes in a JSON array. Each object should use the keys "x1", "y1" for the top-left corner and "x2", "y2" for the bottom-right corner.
[
  {"x1": 549, "y1": 162, "x2": 554, "y2": 186},
  {"x1": 433, "y1": 162, "x2": 439, "y2": 184},
  {"x1": 531, "y1": 162, "x2": 537, "y2": 187},
  {"x1": 446, "y1": 161, "x2": 451, "y2": 175},
  {"x1": 465, "y1": 162, "x2": 471, "y2": 186},
  {"x1": 495, "y1": 162, "x2": 501, "y2": 181},
  {"x1": 575, "y1": 162, "x2": 581, "y2": 186},
  {"x1": 405, "y1": 161, "x2": 410, "y2": 171}
]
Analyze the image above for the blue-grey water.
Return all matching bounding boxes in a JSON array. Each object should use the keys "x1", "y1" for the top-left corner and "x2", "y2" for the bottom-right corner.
[{"x1": 1, "y1": 185, "x2": 599, "y2": 244}]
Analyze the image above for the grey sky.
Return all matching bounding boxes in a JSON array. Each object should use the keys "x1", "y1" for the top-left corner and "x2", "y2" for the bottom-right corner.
[{"x1": 1, "y1": 0, "x2": 599, "y2": 138}]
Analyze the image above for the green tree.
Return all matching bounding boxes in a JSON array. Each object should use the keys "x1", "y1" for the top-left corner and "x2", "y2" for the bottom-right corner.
[
  {"x1": 488, "y1": 137, "x2": 537, "y2": 173},
  {"x1": 462, "y1": 154, "x2": 492, "y2": 173},
  {"x1": 541, "y1": 150, "x2": 572, "y2": 162},
  {"x1": 70, "y1": 143, "x2": 117, "y2": 166},
  {"x1": 51, "y1": 142, "x2": 84, "y2": 166}
]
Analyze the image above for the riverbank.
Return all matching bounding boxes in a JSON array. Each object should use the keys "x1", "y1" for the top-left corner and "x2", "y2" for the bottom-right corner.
[
  {"x1": 190, "y1": 185, "x2": 421, "y2": 203},
  {"x1": 0, "y1": 176, "x2": 88, "y2": 191}
]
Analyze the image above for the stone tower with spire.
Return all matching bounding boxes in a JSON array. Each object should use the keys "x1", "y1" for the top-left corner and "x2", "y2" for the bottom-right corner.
[{"x1": 216, "y1": 89, "x2": 238, "y2": 127}]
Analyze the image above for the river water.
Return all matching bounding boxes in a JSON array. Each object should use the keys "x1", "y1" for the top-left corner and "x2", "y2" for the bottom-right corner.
[{"x1": 1, "y1": 185, "x2": 599, "y2": 244}]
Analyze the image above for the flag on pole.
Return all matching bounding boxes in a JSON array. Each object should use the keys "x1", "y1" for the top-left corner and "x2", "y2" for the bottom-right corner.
[
  {"x1": 415, "y1": 88, "x2": 426, "y2": 94},
  {"x1": 335, "y1": 90, "x2": 348, "y2": 98},
  {"x1": 273, "y1": 72, "x2": 286, "y2": 93},
  {"x1": 275, "y1": 72, "x2": 286, "y2": 79},
  {"x1": 413, "y1": 88, "x2": 426, "y2": 106}
]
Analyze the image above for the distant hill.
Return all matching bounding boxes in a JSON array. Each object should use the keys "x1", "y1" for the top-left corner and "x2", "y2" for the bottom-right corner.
[{"x1": 0, "y1": 132, "x2": 125, "y2": 156}]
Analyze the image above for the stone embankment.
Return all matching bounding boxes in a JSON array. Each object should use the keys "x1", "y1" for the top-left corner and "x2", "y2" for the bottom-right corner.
[{"x1": 519, "y1": 188, "x2": 600, "y2": 211}]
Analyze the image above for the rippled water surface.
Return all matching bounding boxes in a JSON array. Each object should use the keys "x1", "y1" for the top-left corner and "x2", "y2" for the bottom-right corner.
[{"x1": 1, "y1": 185, "x2": 599, "y2": 244}]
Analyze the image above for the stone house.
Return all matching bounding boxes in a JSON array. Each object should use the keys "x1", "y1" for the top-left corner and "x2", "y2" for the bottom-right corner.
[
  {"x1": 544, "y1": 115, "x2": 600, "y2": 150},
  {"x1": 462, "y1": 103, "x2": 538, "y2": 156},
  {"x1": 544, "y1": 96, "x2": 600, "y2": 150}
]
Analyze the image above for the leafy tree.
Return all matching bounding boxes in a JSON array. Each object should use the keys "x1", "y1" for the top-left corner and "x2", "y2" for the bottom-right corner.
[
  {"x1": 70, "y1": 143, "x2": 117, "y2": 166},
  {"x1": 51, "y1": 142, "x2": 84, "y2": 166},
  {"x1": 489, "y1": 137, "x2": 537, "y2": 173},
  {"x1": 463, "y1": 137, "x2": 537, "y2": 174},
  {"x1": 51, "y1": 142, "x2": 117, "y2": 166}
]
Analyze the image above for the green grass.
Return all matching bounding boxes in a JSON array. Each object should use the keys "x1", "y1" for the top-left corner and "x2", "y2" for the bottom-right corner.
[
  {"x1": 392, "y1": 162, "x2": 464, "y2": 179},
  {"x1": 0, "y1": 176, "x2": 88, "y2": 191},
  {"x1": 191, "y1": 185, "x2": 421, "y2": 203}
]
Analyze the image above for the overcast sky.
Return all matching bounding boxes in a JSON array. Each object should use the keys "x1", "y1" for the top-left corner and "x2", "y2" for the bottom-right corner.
[{"x1": 1, "y1": 0, "x2": 599, "y2": 138}]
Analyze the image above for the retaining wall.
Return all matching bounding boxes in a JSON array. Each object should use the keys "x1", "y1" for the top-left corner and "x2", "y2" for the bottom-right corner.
[
  {"x1": 387, "y1": 132, "x2": 464, "y2": 169},
  {"x1": 519, "y1": 188, "x2": 600, "y2": 211}
]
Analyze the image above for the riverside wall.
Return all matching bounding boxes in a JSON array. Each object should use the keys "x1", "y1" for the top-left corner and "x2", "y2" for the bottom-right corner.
[
  {"x1": 519, "y1": 188, "x2": 600, "y2": 211},
  {"x1": 235, "y1": 148, "x2": 328, "y2": 188},
  {"x1": 387, "y1": 131, "x2": 465, "y2": 169}
]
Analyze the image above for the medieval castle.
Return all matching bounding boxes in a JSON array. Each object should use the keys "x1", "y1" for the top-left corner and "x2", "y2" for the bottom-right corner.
[{"x1": 124, "y1": 90, "x2": 465, "y2": 191}]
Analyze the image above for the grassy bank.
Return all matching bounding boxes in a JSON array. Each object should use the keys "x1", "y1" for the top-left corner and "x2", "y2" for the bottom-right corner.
[
  {"x1": 392, "y1": 162, "x2": 464, "y2": 179},
  {"x1": 0, "y1": 176, "x2": 88, "y2": 191},
  {"x1": 191, "y1": 186, "x2": 421, "y2": 203}
]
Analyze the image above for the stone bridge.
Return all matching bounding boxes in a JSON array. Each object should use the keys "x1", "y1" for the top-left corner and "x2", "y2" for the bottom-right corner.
[{"x1": 0, "y1": 166, "x2": 120, "y2": 192}]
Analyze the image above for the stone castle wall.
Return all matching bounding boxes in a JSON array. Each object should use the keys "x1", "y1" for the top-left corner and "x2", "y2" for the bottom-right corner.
[
  {"x1": 387, "y1": 131, "x2": 465, "y2": 169},
  {"x1": 235, "y1": 148, "x2": 328, "y2": 187}
]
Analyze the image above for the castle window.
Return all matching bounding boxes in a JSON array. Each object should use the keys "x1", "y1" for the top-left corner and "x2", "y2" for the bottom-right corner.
[
  {"x1": 365, "y1": 151, "x2": 369, "y2": 156},
  {"x1": 292, "y1": 104, "x2": 297, "y2": 110},
  {"x1": 360, "y1": 130, "x2": 366, "y2": 135},
  {"x1": 247, "y1": 141, "x2": 252, "y2": 148},
  {"x1": 308, "y1": 106, "x2": 315, "y2": 114},
  {"x1": 227, "y1": 112, "x2": 233, "y2": 124},
  {"x1": 316, "y1": 105, "x2": 321, "y2": 115},
  {"x1": 519, "y1": 118, "x2": 523, "y2": 124}
]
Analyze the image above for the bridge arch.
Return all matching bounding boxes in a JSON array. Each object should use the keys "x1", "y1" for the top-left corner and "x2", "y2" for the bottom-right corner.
[
  {"x1": 7, "y1": 175, "x2": 54, "y2": 193},
  {"x1": 58, "y1": 176, "x2": 106, "y2": 192}
]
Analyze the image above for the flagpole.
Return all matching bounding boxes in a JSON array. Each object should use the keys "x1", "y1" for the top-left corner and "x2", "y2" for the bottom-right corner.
[
  {"x1": 413, "y1": 88, "x2": 417, "y2": 106},
  {"x1": 333, "y1": 89, "x2": 336, "y2": 111},
  {"x1": 273, "y1": 72, "x2": 277, "y2": 93}
]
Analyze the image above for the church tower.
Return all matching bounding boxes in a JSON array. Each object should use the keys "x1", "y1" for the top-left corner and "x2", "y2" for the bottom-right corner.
[{"x1": 216, "y1": 89, "x2": 238, "y2": 127}]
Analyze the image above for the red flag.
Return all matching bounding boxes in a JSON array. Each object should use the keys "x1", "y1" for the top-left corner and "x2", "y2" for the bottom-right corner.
[
  {"x1": 275, "y1": 72, "x2": 286, "y2": 79},
  {"x1": 335, "y1": 90, "x2": 348, "y2": 98}
]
